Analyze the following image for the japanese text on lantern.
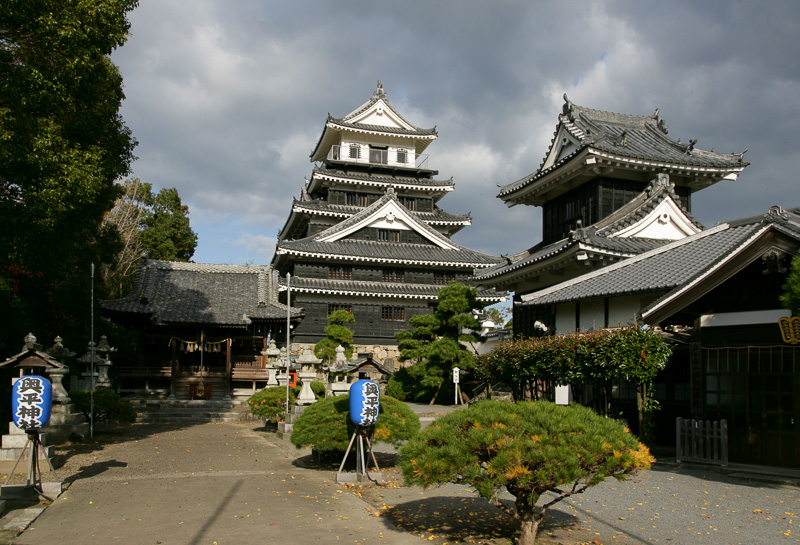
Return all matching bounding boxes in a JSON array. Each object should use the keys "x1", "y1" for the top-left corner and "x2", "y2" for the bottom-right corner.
[
  {"x1": 360, "y1": 381, "x2": 380, "y2": 427},
  {"x1": 15, "y1": 377, "x2": 46, "y2": 429}
]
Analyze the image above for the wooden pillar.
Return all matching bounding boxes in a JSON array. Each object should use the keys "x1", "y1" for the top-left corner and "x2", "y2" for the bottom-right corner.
[{"x1": 226, "y1": 339, "x2": 232, "y2": 397}]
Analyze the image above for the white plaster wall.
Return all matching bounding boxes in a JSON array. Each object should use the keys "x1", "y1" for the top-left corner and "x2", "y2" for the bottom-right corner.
[
  {"x1": 578, "y1": 299, "x2": 605, "y2": 332},
  {"x1": 554, "y1": 295, "x2": 644, "y2": 334},
  {"x1": 608, "y1": 295, "x2": 643, "y2": 327},
  {"x1": 555, "y1": 302, "x2": 576, "y2": 334}
]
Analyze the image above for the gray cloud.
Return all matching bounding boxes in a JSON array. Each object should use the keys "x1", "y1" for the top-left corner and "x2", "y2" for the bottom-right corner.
[{"x1": 111, "y1": 0, "x2": 800, "y2": 264}]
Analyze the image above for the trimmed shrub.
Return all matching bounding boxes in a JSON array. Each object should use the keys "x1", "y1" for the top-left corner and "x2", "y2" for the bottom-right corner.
[
  {"x1": 290, "y1": 394, "x2": 420, "y2": 453},
  {"x1": 400, "y1": 400, "x2": 653, "y2": 545}
]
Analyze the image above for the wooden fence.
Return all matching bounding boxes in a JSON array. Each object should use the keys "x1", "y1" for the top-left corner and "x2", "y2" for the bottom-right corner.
[{"x1": 675, "y1": 417, "x2": 728, "y2": 466}]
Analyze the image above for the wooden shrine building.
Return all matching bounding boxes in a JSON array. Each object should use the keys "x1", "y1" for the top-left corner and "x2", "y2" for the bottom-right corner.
[{"x1": 100, "y1": 261, "x2": 301, "y2": 399}]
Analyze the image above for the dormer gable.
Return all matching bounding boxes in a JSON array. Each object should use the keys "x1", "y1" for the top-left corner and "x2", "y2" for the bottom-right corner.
[
  {"x1": 315, "y1": 189, "x2": 459, "y2": 250},
  {"x1": 607, "y1": 196, "x2": 703, "y2": 240}
]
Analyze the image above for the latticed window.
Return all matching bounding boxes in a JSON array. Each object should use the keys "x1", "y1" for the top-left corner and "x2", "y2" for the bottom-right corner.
[
  {"x1": 400, "y1": 197, "x2": 416, "y2": 211},
  {"x1": 396, "y1": 149, "x2": 407, "y2": 164},
  {"x1": 328, "y1": 304, "x2": 352, "y2": 315},
  {"x1": 349, "y1": 144, "x2": 361, "y2": 159},
  {"x1": 381, "y1": 306, "x2": 405, "y2": 321},
  {"x1": 328, "y1": 266, "x2": 352, "y2": 280},
  {"x1": 378, "y1": 229, "x2": 400, "y2": 243},
  {"x1": 382, "y1": 268, "x2": 405, "y2": 282},
  {"x1": 346, "y1": 193, "x2": 369, "y2": 207},
  {"x1": 434, "y1": 271, "x2": 455, "y2": 284}
]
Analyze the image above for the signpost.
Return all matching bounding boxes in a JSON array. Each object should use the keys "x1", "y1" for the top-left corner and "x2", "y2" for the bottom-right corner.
[{"x1": 453, "y1": 366, "x2": 460, "y2": 405}]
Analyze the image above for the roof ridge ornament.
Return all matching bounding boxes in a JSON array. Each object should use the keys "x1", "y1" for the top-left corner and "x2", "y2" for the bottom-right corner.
[
  {"x1": 651, "y1": 108, "x2": 669, "y2": 134},
  {"x1": 562, "y1": 93, "x2": 575, "y2": 119},
  {"x1": 764, "y1": 205, "x2": 789, "y2": 224}
]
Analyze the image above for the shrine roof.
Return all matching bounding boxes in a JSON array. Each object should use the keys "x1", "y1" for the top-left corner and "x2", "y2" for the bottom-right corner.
[
  {"x1": 518, "y1": 206, "x2": 800, "y2": 320},
  {"x1": 100, "y1": 261, "x2": 300, "y2": 326},
  {"x1": 498, "y1": 95, "x2": 749, "y2": 200}
]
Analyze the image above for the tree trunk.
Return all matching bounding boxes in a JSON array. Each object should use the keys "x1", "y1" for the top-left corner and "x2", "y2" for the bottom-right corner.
[
  {"x1": 518, "y1": 516, "x2": 541, "y2": 545},
  {"x1": 637, "y1": 382, "x2": 645, "y2": 435},
  {"x1": 429, "y1": 381, "x2": 443, "y2": 405}
]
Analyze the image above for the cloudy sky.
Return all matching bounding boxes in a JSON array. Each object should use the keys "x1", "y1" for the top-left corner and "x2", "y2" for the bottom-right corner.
[{"x1": 110, "y1": 0, "x2": 799, "y2": 268}]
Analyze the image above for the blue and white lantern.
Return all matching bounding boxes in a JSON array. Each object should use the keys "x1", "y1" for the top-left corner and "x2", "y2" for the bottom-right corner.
[
  {"x1": 11, "y1": 375, "x2": 52, "y2": 430},
  {"x1": 349, "y1": 379, "x2": 380, "y2": 427}
]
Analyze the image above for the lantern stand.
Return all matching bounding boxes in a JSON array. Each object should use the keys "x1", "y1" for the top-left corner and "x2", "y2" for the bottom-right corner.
[
  {"x1": 336, "y1": 426, "x2": 381, "y2": 484},
  {"x1": 3, "y1": 429, "x2": 59, "y2": 501}
]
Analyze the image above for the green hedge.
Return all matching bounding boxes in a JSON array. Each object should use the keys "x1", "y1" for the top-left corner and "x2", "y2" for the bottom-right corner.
[
  {"x1": 69, "y1": 390, "x2": 137, "y2": 424},
  {"x1": 247, "y1": 382, "x2": 325, "y2": 423}
]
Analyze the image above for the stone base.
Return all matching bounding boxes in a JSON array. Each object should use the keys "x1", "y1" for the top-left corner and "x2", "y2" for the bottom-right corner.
[
  {"x1": 0, "y1": 424, "x2": 53, "y2": 461},
  {"x1": 1, "y1": 481, "x2": 62, "y2": 500}
]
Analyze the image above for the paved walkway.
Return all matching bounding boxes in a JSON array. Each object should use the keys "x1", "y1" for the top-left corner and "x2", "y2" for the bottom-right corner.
[{"x1": 0, "y1": 416, "x2": 798, "y2": 545}]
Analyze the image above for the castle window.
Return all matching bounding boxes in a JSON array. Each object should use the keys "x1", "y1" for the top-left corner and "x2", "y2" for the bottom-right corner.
[
  {"x1": 328, "y1": 266, "x2": 352, "y2": 280},
  {"x1": 400, "y1": 197, "x2": 416, "y2": 211},
  {"x1": 378, "y1": 229, "x2": 400, "y2": 243},
  {"x1": 434, "y1": 272, "x2": 455, "y2": 284},
  {"x1": 381, "y1": 307, "x2": 405, "y2": 321},
  {"x1": 396, "y1": 149, "x2": 407, "y2": 164},
  {"x1": 369, "y1": 145, "x2": 388, "y2": 164},
  {"x1": 349, "y1": 144, "x2": 361, "y2": 159},
  {"x1": 328, "y1": 304, "x2": 352, "y2": 315},
  {"x1": 346, "y1": 193, "x2": 369, "y2": 207},
  {"x1": 382, "y1": 268, "x2": 405, "y2": 282}
]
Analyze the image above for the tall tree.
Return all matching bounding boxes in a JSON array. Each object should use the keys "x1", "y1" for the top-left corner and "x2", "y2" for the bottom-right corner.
[
  {"x1": 314, "y1": 309, "x2": 356, "y2": 363},
  {"x1": 0, "y1": 0, "x2": 138, "y2": 350},
  {"x1": 395, "y1": 282, "x2": 485, "y2": 403},
  {"x1": 101, "y1": 177, "x2": 152, "y2": 298},
  {"x1": 140, "y1": 187, "x2": 198, "y2": 261}
]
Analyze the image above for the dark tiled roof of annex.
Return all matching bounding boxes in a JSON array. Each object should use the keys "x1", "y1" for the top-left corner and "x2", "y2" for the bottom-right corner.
[
  {"x1": 100, "y1": 260, "x2": 300, "y2": 326},
  {"x1": 499, "y1": 95, "x2": 749, "y2": 199}
]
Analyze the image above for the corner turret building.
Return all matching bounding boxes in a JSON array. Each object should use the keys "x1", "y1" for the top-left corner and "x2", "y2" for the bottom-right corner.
[
  {"x1": 271, "y1": 83, "x2": 504, "y2": 354},
  {"x1": 475, "y1": 95, "x2": 749, "y2": 336}
]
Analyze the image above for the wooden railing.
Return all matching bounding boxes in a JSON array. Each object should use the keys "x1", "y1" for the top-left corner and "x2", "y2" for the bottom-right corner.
[{"x1": 676, "y1": 418, "x2": 728, "y2": 466}]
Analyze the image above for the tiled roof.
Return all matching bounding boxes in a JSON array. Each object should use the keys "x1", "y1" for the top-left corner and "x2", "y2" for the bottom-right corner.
[
  {"x1": 100, "y1": 261, "x2": 300, "y2": 326},
  {"x1": 473, "y1": 229, "x2": 666, "y2": 281},
  {"x1": 277, "y1": 190, "x2": 502, "y2": 268},
  {"x1": 284, "y1": 276, "x2": 505, "y2": 302},
  {"x1": 310, "y1": 167, "x2": 454, "y2": 190},
  {"x1": 518, "y1": 206, "x2": 800, "y2": 309},
  {"x1": 310, "y1": 85, "x2": 437, "y2": 160},
  {"x1": 278, "y1": 238, "x2": 502, "y2": 268},
  {"x1": 333, "y1": 84, "x2": 436, "y2": 137},
  {"x1": 292, "y1": 198, "x2": 471, "y2": 225},
  {"x1": 498, "y1": 96, "x2": 749, "y2": 199}
]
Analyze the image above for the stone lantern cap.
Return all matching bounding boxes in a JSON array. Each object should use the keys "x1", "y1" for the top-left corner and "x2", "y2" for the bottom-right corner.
[{"x1": 0, "y1": 333, "x2": 66, "y2": 371}]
